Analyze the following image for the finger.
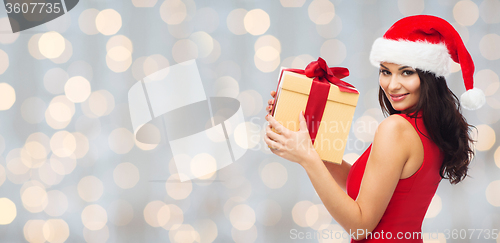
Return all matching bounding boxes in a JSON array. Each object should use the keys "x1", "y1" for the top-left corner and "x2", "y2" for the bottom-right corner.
[
  {"x1": 299, "y1": 111, "x2": 308, "y2": 132},
  {"x1": 266, "y1": 114, "x2": 287, "y2": 135},
  {"x1": 266, "y1": 125, "x2": 284, "y2": 144},
  {"x1": 268, "y1": 98, "x2": 274, "y2": 105},
  {"x1": 271, "y1": 90, "x2": 276, "y2": 98},
  {"x1": 264, "y1": 133, "x2": 283, "y2": 151}
]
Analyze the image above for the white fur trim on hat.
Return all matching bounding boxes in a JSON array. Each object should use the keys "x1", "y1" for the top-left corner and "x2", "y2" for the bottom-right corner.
[
  {"x1": 370, "y1": 38, "x2": 452, "y2": 77},
  {"x1": 460, "y1": 87, "x2": 486, "y2": 110}
]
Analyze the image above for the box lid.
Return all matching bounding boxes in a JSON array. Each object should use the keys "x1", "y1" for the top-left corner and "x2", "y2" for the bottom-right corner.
[{"x1": 280, "y1": 70, "x2": 359, "y2": 107}]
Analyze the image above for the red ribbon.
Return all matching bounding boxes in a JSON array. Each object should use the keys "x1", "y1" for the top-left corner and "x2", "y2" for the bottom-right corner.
[{"x1": 276, "y1": 57, "x2": 357, "y2": 144}]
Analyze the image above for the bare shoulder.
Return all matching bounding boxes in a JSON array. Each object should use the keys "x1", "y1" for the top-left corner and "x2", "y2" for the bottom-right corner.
[{"x1": 375, "y1": 114, "x2": 414, "y2": 138}]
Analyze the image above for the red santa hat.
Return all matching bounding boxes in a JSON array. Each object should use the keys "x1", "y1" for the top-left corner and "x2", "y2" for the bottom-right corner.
[{"x1": 369, "y1": 15, "x2": 485, "y2": 110}]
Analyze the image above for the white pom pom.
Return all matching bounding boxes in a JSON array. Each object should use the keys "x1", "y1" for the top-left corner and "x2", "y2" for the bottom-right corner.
[{"x1": 460, "y1": 88, "x2": 486, "y2": 110}]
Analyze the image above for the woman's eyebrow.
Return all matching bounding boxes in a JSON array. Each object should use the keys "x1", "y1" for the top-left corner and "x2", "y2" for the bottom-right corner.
[
  {"x1": 380, "y1": 64, "x2": 388, "y2": 69},
  {"x1": 398, "y1": 66, "x2": 413, "y2": 70}
]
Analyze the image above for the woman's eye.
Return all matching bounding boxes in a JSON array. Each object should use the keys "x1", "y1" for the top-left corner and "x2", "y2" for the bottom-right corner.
[
  {"x1": 379, "y1": 70, "x2": 390, "y2": 75},
  {"x1": 402, "y1": 70, "x2": 415, "y2": 76}
]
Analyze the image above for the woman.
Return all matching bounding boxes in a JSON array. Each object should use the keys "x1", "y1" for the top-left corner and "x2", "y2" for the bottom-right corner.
[{"x1": 264, "y1": 15, "x2": 485, "y2": 242}]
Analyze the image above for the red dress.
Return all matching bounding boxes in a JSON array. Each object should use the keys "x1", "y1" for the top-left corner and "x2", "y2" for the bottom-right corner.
[{"x1": 346, "y1": 112, "x2": 444, "y2": 242}]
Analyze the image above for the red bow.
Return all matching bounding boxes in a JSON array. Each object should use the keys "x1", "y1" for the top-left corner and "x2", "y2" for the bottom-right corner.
[{"x1": 287, "y1": 57, "x2": 358, "y2": 94}]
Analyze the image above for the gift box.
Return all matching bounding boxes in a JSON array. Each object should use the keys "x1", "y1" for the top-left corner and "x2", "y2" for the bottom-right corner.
[{"x1": 271, "y1": 58, "x2": 359, "y2": 164}]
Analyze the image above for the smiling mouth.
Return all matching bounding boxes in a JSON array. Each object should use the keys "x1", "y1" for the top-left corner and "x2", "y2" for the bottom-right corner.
[{"x1": 389, "y1": 93, "x2": 409, "y2": 101}]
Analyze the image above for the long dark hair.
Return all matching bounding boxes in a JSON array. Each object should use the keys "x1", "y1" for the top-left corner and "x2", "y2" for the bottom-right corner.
[{"x1": 378, "y1": 69, "x2": 475, "y2": 184}]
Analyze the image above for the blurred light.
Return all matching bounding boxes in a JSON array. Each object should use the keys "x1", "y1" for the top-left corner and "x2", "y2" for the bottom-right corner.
[
  {"x1": 227, "y1": 9, "x2": 248, "y2": 35},
  {"x1": 486, "y1": 180, "x2": 500, "y2": 207},
  {"x1": 244, "y1": 9, "x2": 270, "y2": 35},
  {"x1": 28, "y1": 34, "x2": 45, "y2": 60},
  {"x1": 169, "y1": 224, "x2": 199, "y2": 243},
  {"x1": 167, "y1": 20, "x2": 194, "y2": 38},
  {"x1": 231, "y1": 225, "x2": 258, "y2": 243},
  {"x1": 308, "y1": 0, "x2": 335, "y2": 25},
  {"x1": 108, "y1": 128, "x2": 135, "y2": 154},
  {"x1": 72, "y1": 132, "x2": 89, "y2": 159},
  {"x1": 44, "y1": 9, "x2": 71, "y2": 33},
  {"x1": 143, "y1": 54, "x2": 170, "y2": 80},
  {"x1": 23, "y1": 141, "x2": 47, "y2": 163},
  {"x1": 256, "y1": 199, "x2": 282, "y2": 226},
  {"x1": 0, "y1": 49, "x2": 8, "y2": 75},
  {"x1": 320, "y1": 39, "x2": 346, "y2": 65},
  {"x1": 44, "y1": 68, "x2": 68, "y2": 95},
  {"x1": 214, "y1": 76, "x2": 239, "y2": 98},
  {"x1": 193, "y1": 219, "x2": 218, "y2": 243},
  {"x1": 230, "y1": 204, "x2": 255, "y2": 230},
  {"x1": 495, "y1": 146, "x2": 500, "y2": 169},
  {"x1": 190, "y1": 153, "x2": 217, "y2": 179},
  {"x1": 113, "y1": 162, "x2": 140, "y2": 189},
  {"x1": 165, "y1": 173, "x2": 192, "y2": 200},
  {"x1": 172, "y1": 39, "x2": 198, "y2": 63},
  {"x1": 474, "y1": 69, "x2": 499, "y2": 96},
  {"x1": 280, "y1": 0, "x2": 306, "y2": 7},
  {"x1": 132, "y1": 0, "x2": 157, "y2": 7},
  {"x1": 200, "y1": 38, "x2": 221, "y2": 64},
  {"x1": 21, "y1": 97, "x2": 46, "y2": 124},
  {"x1": 306, "y1": 204, "x2": 332, "y2": 230},
  {"x1": 51, "y1": 38, "x2": 73, "y2": 64},
  {"x1": 193, "y1": 7, "x2": 219, "y2": 33},
  {"x1": 160, "y1": 0, "x2": 187, "y2": 25},
  {"x1": 43, "y1": 219, "x2": 70, "y2": 243},
  {"x1": 424, "y1": 194, "x2": 442, "y2": 218},
  {"x1": 0, "y1": 83, "x2": 15, "y2": 110},
  {"x1": 24, "y1": 220, "x2": 45, "y2": 243},
  {"x1": 38, "y1": 162, "x2": 64, "y2": 186},
  {"x1": 78, "y1": 176, "x2": 104, "y2": 202},
  {"x1": 316, "y1": 15, "x2": 342, "y2": 39},
  {"x1": 88, "y1": 90, "x2": 115, "y2": 117},
  {"x1": 479, "y1": 34, "x2": 500, "y2": 60},
  {"x1": 38, "y1": 31, "x2": 65, "y2": 59},
  {"x1": 79, "y1": 8, "x2": 100, "y2": 35},
  {"x1": 260, "y1": 162, "x2": 288, "y2": 189},
  {"x1": 237, "y1": 90, "x2": 263, "y2": 117},
  {"x1": 83, "y1": 225, "x2": 109, "y2": 243},
  {"x1": 0, "y1": 17, "x2": 19, "y2": 44},
  {"x1": 81, "y1": 204, "x2": 108, "y2": 230},
  {"x1": 50, "y1": 131, "x2": 76, "y2": 157},
  {"x1": 7, "y1": 149, "x2": 30, "y2": 175},
  {"x1": 45, "y1": 95, "x2": 75, "y2": 129},
  {"x1": 144, "y1": 200, "x2": 167, "y2": 227},
  {"x1": 50, "y1": 154, "x2": 77, "y2": 175},
  {"x1": 472, "y1": 124, "x2": 496, "y2": 151},
  {"x1": 189, "y1": 31, "x2": 214, "y2": 58},
  {"x1": 161, "y1": 204, "x2": 184, "y2": 230},
  {"x1": 21, "y1": 185, "x2": 48, "y2": 213},
  {"x1": 75, "y1": 116, "x2": 102, "y2": 140},
  {"x1": 235, "y1": 122, "x2": 259, "y2": 150},
  {"x1": 292, "y1": 200, "x2": 314, "y2": 227},
  {"x1": 108, "y1": 46, "x2": 131, "y2": 62},
  {"x1": 353, "y1": 115, "x2": 378, "y2": 143},
  {"x1": 450, "y1": 60, "x2": 461, "y2": 73},
  {"x1": 0, "y1": 198, "x2": 16, "y2": 225},
  {"x1": 254, "y1": 53, "x2": 280, "y2": 73},
  {"x1": 106, "y1": 52, "x2": 132, "y2": 73},
  {"x1": 108, "y1": 199, "x2": 134, "y2": 226},
  {"x1": 479, "y1": 0, "x2": 500, "y2": 24},
  {"x1": 398, "y1": 0, "x2": 424, "y2": 16},
  {"x1": 65, "y1": 76, "x2": 91, "y2": 103},
  {"x1": 453, "y1": 0, "x2": 479, "y2": 26},
  {"x1": 96, "y1": 9, "x2": 122, "y2": 35}
]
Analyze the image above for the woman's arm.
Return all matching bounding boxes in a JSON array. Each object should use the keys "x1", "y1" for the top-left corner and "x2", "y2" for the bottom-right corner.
[
  {"x1": 265, "y1": 113, "x2": 413, "y2": 240},
  {"x1": 323, "y1": 160, "x2": 351, "y2": 192}
]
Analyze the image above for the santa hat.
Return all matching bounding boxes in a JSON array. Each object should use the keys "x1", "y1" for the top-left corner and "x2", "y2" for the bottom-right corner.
[{"x1": 369, "y1": 15, "x2": 485, "y2": 110}]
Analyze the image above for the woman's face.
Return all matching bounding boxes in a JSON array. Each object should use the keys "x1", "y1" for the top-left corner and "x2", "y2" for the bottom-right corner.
[{"x1": 379, "y1": 62, "x2": 421, "y2": 113}]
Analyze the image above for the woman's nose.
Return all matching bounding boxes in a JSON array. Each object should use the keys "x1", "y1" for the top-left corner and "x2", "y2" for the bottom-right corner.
[{"x1": 388, "y1": 75, "x2": 401, "y2": 91}]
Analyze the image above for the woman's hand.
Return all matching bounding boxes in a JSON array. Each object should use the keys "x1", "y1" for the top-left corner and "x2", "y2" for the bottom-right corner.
[
  {"x1": 264, "y1": 111, "x2": 321, "y2": 166},
  {"x1": 266, "y1": 91, "x2": 276, "y2": 115}
]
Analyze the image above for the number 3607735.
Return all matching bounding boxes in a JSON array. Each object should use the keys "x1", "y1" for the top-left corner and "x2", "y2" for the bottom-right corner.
[{"x1": 4, "y1": 2, "x2": 61, "y2": 14}]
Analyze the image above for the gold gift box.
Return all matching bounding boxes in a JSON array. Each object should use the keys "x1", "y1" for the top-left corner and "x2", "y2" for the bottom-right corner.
[{"x1": 272, "y1": 68, "x2": 359, "y2": 164}]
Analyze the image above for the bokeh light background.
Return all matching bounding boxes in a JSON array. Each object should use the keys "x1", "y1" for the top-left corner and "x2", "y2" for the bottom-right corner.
[{"x1": 0, "y1": 0, "x2": 500, "y2": 242}]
